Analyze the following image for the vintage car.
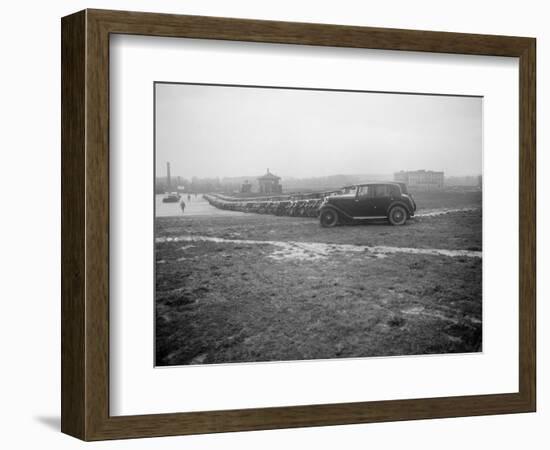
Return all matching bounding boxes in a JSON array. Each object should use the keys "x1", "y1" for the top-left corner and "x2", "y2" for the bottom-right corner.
[
  {"x1": 319, "y1": 182, "x2": 416, "y2": 227},
  {"x1": 161, "y1": 192, "x2": 181, "y2": 203}
]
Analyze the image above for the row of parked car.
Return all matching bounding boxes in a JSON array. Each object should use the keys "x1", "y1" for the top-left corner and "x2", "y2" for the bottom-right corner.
[{"x1": 204, "y1": 195, "x2": 323, "y2": 218}]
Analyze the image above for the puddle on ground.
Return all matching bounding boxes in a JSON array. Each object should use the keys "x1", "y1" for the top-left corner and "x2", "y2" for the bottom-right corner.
[
  {"x1": 416, "y1": 207, "x2": 480, "y2": 217},
  {"x1": 189, "y1": 353, "x2": 208, "y2": 364},
  {"x1": 157, "y1": 236, "x2": 482, "y2": 261},
  {"x1": 402, "y1": 307, "x2": 459, "y2": 324}
]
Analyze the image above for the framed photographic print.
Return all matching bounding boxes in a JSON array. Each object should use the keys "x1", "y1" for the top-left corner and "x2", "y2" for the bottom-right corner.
[{"x1": 61, "y1": 9, "x2": 536, "y2": 440}]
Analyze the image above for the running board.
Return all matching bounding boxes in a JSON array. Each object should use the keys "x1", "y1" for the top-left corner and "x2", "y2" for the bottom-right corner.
[{"x1": 352, "y1": 216, "x2": 388, "y2": 220}]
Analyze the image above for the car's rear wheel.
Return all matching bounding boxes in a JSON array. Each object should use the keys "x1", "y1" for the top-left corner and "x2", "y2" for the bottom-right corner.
[
  {"x1": 320, "y1": 209, "x2": 339, "y2": 227},
  {"x1": 388, "y1": 205, "x2": 407, "y2": 226}
]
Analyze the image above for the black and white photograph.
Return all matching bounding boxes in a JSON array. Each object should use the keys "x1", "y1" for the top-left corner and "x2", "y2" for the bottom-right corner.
[{"x1": 154, "y1": 82, "x2": 483, "y2": 366}]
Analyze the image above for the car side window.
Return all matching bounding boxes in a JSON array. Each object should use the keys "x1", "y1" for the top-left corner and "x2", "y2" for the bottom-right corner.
[
  {"x1": 357, "y1": 186, "x2": 369, "y2": 197},
  {"x1": 369, "y1": 185, "x2": 389, "y2": 198}
]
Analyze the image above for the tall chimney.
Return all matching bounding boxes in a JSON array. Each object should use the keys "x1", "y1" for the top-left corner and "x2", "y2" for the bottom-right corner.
[{"x1": 166, "y1": 162, "x2": 171, "y2": 189}]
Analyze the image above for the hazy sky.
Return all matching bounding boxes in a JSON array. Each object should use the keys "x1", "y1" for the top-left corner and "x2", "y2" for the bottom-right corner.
[{"x1": 155, "y1": 83, "x2": 482, "y2": 179}]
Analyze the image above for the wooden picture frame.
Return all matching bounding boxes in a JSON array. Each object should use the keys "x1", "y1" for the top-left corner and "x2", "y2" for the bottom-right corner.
[{"x1": 61, "y1": 9, "x2": 536, "y2": 441}]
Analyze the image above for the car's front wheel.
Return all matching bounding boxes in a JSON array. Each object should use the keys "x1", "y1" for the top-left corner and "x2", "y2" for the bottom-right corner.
[
  {"x1": 388, "y1": 205, "x2": 407, "y2": 226},
  {"x1": 319, "y1": 209, "x2": 339, "y2": 227}
]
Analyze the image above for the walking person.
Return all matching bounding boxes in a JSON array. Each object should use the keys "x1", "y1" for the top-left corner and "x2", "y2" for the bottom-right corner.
[{"x1": 180, "y1": 199, "x2": 186, "y2": 214}]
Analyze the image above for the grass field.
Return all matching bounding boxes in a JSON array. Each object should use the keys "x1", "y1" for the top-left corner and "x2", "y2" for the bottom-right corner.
[{"x1": 155, "y1": 190, "x2": 482, "y2": 366}]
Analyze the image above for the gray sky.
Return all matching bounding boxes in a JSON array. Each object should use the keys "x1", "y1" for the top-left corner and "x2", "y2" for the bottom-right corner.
[{"x1": 155, "y1": 83, "x2": 482, "y2": 179}]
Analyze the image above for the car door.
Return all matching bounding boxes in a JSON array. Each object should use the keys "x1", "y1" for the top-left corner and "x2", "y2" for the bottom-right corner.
[
  {"x1": 369, "y1": 184, "x2": 391, "y2": 217},
  {"x1": 350, "y1": 185, "x2": 374, "y2": 217},
  {"x1": 327, "y1": 187, "x2": 357, "y2": 217}
]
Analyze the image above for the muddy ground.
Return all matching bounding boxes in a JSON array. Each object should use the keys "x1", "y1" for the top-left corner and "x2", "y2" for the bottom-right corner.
[{"x1": 155, "y1": 190, "x2": 482, "y2": 366}]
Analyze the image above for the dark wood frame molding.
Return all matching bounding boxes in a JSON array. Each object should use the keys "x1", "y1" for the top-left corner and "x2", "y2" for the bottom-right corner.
[{"x1": 61, "y1": 9, "x2": 536, "y2": 441}]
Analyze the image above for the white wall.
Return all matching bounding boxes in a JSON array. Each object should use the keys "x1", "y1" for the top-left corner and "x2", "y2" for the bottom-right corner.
[{"x1": 0, "y1": 1, "x2": 546, "y2": 448}]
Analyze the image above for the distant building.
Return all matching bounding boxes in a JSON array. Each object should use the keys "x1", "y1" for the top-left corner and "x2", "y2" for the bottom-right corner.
[
  {"x1": 394, "y1": 170, "x2": 444, "y2": 190},
  {"x1": 257, "y1": 169, "x2": 282, "y2": 194},
  {"x1": 241, "y1": 180, "x2": 252, "y2": 194}
]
